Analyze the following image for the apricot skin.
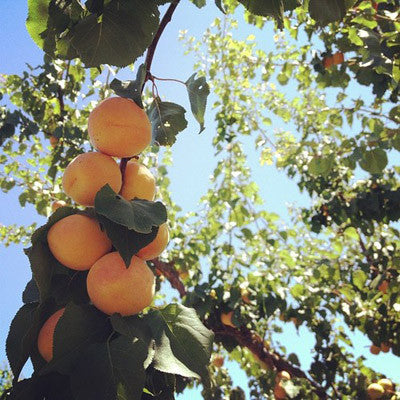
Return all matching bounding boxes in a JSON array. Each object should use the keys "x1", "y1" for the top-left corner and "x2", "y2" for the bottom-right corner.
[
  {"x1": 87, "y1": 252, "x2": 155, "y2": 316},
  {"x1": 47, "y1": 214, "x2": 112, "y2": 270},
  {"x1": 274, "y1": 382, "x2": 287, "y2": 399},
  {"x1": 62, "y1": 152, "x2": 122, "y2": 206},
  {"x1": 137, "y1": 223, "x2": 169, "y2": 261},
  {"x1": 51, "y1": 200, "x2": 66, "y2": 212},
  {"x1": 220, "y1": 311, "x2": 235, "y2": 328},
  {"x1": 276, "y1": 371, "x2": 291, "y2": 382},
  {"x1": 370, "y1": 345, "x2": 380, "y2": 355},
  {"x1": 88, "y1": 97, "x2": 152, "y2": 158},
  {"x1": 120, "y1": 161, "x2": 156, "y2": 201},
  {"x1": 37, "y1": 308, "x2": 65, "y2": 362},
  {"x1": 367, "y1": 383, "x2": 385, "y2": 399}
]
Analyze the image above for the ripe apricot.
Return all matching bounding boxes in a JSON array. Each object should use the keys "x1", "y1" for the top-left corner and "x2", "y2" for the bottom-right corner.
[
  {"x1": 212, "y1": 355, "x2": 224, "y2": 368},
  {"x1": 377, "y1": 378, "x2": 394, "y2": 393},
  {"x1": 367, "y1": 383, "x2": 385, "y2": 399},
  {"x1": 62, "y1": 152, "x2": 122, "y2": 206},
  {"x1": 120, "y1": 161, "x2": 156, "y2": 201},
  {"x1": 51, "y1": 200, "x2": 66, "y2": 212},
  {"x1": 49, "y1": 136, "x2": 58, "y2": 148},
  {"x1": 137, "y1": 223, "x2": 169, "y2": 261},
  {"x1": 274, "y1": 381, "x2": 287, "y2": 399},
  {"x1": 37, "y1": 308, "x2": 65, "y2": 362},
  {"x1": 370, "y1": 345, "x2": 380, "y2": 355},
  {"x1": 87, "y1": 252, "x2": 155, "y2": 316},
  {"x1": 332, "y1": 52, "x2": 344, "y2": 65},
  {"x1": 276, "y1": 370, "x2": 291, "y2": 382},
  {"x1": 378, "y1": 280, "x2": 388, "y2": 294},
  {"x1": 380, "y1": 342, "x2": 391, "y2": 353},
  {"x1": 220, "y1": 311, "x2": 235, "y2": 328},
  {"x1": 88, "y1": 97, "x2": 151, "y2": 158},
  {"x1": 47, "y1": 214, "x2": 112, "y2": 270}
]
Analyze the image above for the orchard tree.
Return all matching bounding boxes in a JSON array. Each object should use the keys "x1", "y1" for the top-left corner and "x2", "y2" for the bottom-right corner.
[{"x1": 1, "y1": 0, "x2": 400, "y2": 399}]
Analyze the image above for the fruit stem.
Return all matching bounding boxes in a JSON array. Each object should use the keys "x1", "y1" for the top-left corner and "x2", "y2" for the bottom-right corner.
[{"x1": 142, "y1": 0, "x2": 181, "y2": 93}]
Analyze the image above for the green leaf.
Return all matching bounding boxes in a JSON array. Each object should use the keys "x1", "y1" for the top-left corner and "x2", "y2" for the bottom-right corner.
[
  {"x1": 147, "y1": 98, "x2": 188, "y2": 146},
  {"x1": 191, "y1": 0, "x2": 206, "y2": 7},
  {"x1": 309, "y1": 0, "x2": 346, "y2": 25},
  {"x1": 359, "y1": 148, "x2": 388, "y2": 174},
  {"x1": 6, "y1": 303, "x2": 38, "y2": 379},
  {"x1": 308, "y1": 155, "x2": 334, "y2": 178},
  {"x1": 95, "y1": 185, "x2": 167, "y2": 233},
  {"x1": 22, "y1": 278, "x2": 40, "y2": 304},
  {"x1": 70, "y1": 336, "x2": 147, "y2": 400},
  {"x1": 353, "y1": 270, "x2": 367, "y2": 291},
  {"x1": 185, "y1": 73, "x2": 210, "y2": 133},
  {"x1": 238, "y1": 0, "x2": 285, "y2": 27},
  {"x1": 26, "y1": 0, "x2": 51, "y2": 49},
  {"x1": 146, "y1": 304, "x2": 213, "y2": 384},
  {"x1": 214, "y1": 0, "x2": 226, "y2": 13},
  {"x1": 41, "y1": 303, "x2": 110, "y2": 375},
  {"x1": 66, "y1": 1, "x2": 160, "y2": 67},
  {"x1": 110, "y1": 63, "x2": 147, "y2": 108}
]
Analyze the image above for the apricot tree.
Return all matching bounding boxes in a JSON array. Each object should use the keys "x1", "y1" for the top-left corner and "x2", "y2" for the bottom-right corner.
[{"x1": 1, "y1": 0, "x2": 400, "y2": 399}]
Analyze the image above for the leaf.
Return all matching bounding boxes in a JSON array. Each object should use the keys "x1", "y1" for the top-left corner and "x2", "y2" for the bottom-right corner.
[
  {"x1": 359, "y1": 148, "x2": 388, "y2": 174},
  {"x1": 309, "y1": 0, "x2": 346, "y2": 25},
  {"x1": 6, "y1": 303, "x2": 38, "y2": 379},
  {"x1": 26, "y1": 0, "x2": 51, "y2": 49},
  {"x1": 214, "y1": 0, "x2": 226, "y2": 13},
  {"x1": 67, "y1": 1, "x2": 160, "y2": 67},
  {"x1": 191, "y1": 0, "x2": 206, "y2": 7},
  {"x1": 147, "y1": 98, "x2": 188, "y2": 146},
  {"x1": 185, "y1": 73, "x2": 210, "y2": 133},
  {"x1": 237, "y1": 0, "x2": 285, "y2": 27},
  {"x1": 146, "y1": 304, "x2": 213, "y2": 385},
  {"x1": 353, "y1": 270, "x2": 367, "y2": 291},
  {"x1": 41, "y1": 303, "x2": 110, "y2": 375},
  {"x1": 308, "y1": 155, "x2": 334, "y2": 178},
  {"x1": 97, "y1": 214, "x2": 158, "y2": 267},
  {"x1": 95, "y1": 185, "x2": 167, "y2": 233},
  {"x1": 70, "y1": 336, "x2": 148, "y2": 400},
  {"x1": 22, "y1": 278, "x2": 40, "y2": 304},
  {"x1": 110, "y1": 63, "x2": 147, "y2": 108}
]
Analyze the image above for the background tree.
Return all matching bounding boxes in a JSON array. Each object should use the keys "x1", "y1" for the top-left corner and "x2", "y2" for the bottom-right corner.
[{"x1": 1, "y1": 0, "x2": 400, "y2": 399}]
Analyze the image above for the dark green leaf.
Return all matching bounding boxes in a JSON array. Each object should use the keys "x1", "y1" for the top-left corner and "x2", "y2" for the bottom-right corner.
[
  {"x1": 110, "y1": 63, "x2": 147, "y2": 108},
  {"x1": 186, "y1": 73, "x2": 210, "y2": 133},
  {"x1": 308, "y1": 155, "x2": 334, "y2": 178},
  {"x1": 147, "y1": 98, "x2": 188, "y2": 146},
  {"x1": 353, "y1": 270, "x2": 367, "y2": 291},
  {"x1": 22, "y1": 278, "x2": 40, "y2": 304},
  {"x1": 26, "y1": 0, "x2": 51, "y2": 49},
  {"x1": 146, "y1": 304, "x2": 213, "y2": 385},
  {"x1": 67, "y1": 1, "x2": 160, "y2": 67},
  {"x1": 309, "y1": 0, "x2": 346, "y2": 25},
  {"x1": 95, "y1": 185, "x2": 167, "y2": 233},
  {"x1": 359, "y1": 148, "x2": 388, "y2": 174},
  {"x1": 237, "y1": 0, "x2": 284, "y2": 27}
]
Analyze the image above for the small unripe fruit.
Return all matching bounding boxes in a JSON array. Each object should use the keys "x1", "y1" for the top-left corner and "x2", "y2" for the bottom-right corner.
[
  {"x1": 212, "y1": 355, "x2": 224, "y2": 368},
  {"x1": 47, "y1": 214, "x2": 112, "y2": 270},
  {"x1": 370, "y1": 345, "x2": 380, "y2": 355},
  {"x1": 377, "y1": 378, "x2": 394, "y2": 393},
  {"x1": 276, "y1": 370, "x2": 291, "y2": 382},
  {"x1": 220, "y1": 311, "x2": 235, "y2": 328},
  {"x1": 367, "y1": 383, "x2": 385, "y2": 399},
  {"x1": 380, "y1": 343, "x2": 391, "y2": 353},
  {"x1": 87, "y1": 252, "x2": 155, "y2": 316},
  {"x1": 274, "y1": 381, "x2": 287, "y2": 399},
  {"x1": 62, "y1": 152, "x2": 122, "y2": 206},
  {"x1": 120, "y1": 161, "x2": 156, "y2": 201},
  {"x1": 37, "y1": 308, "x2": 65, "y2": 362},
  {"x1": 137, "y1": 223, "x2": 169, "y2": 261},
  {"x1": 88, "y1": 97, "x2": 152, "y2": 158},
  {"x1": 51, "y1": 200, "x2": 67, "y2": 212}
]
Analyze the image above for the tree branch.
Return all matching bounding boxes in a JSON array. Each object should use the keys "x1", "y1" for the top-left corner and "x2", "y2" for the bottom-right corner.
[{"x1": 153, "y1": 258, "x2": 329, "y2": 399}]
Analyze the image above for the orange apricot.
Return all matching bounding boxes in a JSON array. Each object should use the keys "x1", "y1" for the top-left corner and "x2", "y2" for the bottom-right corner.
[
  {"x1": 370, "y1": 345, "x2": 380, "y2": 355},
  {"x1": 220, "y1": 311, "x2": 235, "y2": 328},
  {"x1": 377, "y1": 378, "x2": 394, "y2": 393},
  {"x1": 47, "y1": 214, "x2": 112, "y2": 270},
  {"x1": 37, "y1": 308, "x2": 65, "y2": 362},
  {"x1": 137, "y1": 223, "x2": 169, "y2": 261},
  {"x1": 51, "y1": 200, "x2": 67, "y2": 212},
  {"x1": 62, "y1": 152, "x2": 122, "y2": 206},
  {"x1": 367, "y1": 383, "x2": 385, "y2": 399},
  {"x1": 380, "y1": 343, "x2": 391, "y2": 353},
  {"x1": 212, "y1": 355, "x2": 224, "y2": 368},
  {"x1": 88, "y1": 97, "x2": 152, "y2": 158},
  {"x1": 49, "y1": 136, "x2": 58, "y2": 148},
  {"x1": 120, "y1": 160, "x2": 156, "y2": 201},
  {"x1": 378, "y1": 280, "x2": 389, "y2": 294},
  {"x1": 87, "y1": 252, "x2": 155, "y2": 316},
  {"x1": 332, "y1": 52, "x2": 344, "y2": 65},
  {"x1": 276, "y1": 370, "x2": 291, "y2": 382},
  {"x1": 274, "y1": 381, "x2": 287, "y2": 399}
]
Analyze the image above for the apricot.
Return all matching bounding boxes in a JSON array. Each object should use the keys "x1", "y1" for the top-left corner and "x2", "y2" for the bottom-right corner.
[
  {"x1": 367, "y1": 383, "x2": 385, "y2": 399},
  {"x1": 370, "y1": 345, "x2": 380, "y2": 355},
  {"x1": 378, "y1": 280, "x2": 388, "y2": 294},
  {"x1": 380, "y1": 342, "x2": 391, "y2": 353},
  {"x1": 220, "y1": 311, "x2": 235, "y2": 328},
  {"x1": 212, "y1": 355, "x2": 224, "y2": 368},
  {"x1": 120, "y1": 161, "x2": 156, "y2": 201},
  {"x1": 49, "y1": 136, "x2": 58, "y2": 148},
  {"x1": 47, "y1": 214, "x2": 112, "y2": 270},
  {"x1": 87, "y1": 252, "x2": 155, "y2": 316},
  {"x1": 37, "y1": 308, "x2": 65, "y2": 362},
  {"x1": 88, "y1": 97, "x2": 152, "y2": 157},
  {"x1": 51, "y1": 200, "x2": 66, "y2": 212},
  {"x1": 241, "y1": 288, "x2": 251, "y2": 304},
  {"x1": 276, "y1": 371, "x2": 291, "y2": 382},
  {"x1": 274, "y1": 381, "x2": 287, "y2": 399},
  {"x1": 377, "y1": 378, "x2": 394, "y2": 393},
  {"x1": 62, "y1": 152, "x2": 122, "y2": 206},
  {"x1": 137, "y1": 223, "x2": 169, "y2": 261}
]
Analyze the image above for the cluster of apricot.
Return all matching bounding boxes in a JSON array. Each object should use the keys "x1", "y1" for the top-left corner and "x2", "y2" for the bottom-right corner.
[
  {"x1": 370, "y1": 342, "x2": 392, "y2": 356},
  {"x1": 37, "y1": 97, "x2": 169, "y2": 362},
  {"x1": 367, "y1": 378, "x2": 395, "y2": 399}
]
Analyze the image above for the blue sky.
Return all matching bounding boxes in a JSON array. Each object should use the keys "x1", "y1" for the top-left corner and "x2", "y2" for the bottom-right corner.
[{"x1": 0, "y1": 1, "x2": 398, "y2": 399}]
